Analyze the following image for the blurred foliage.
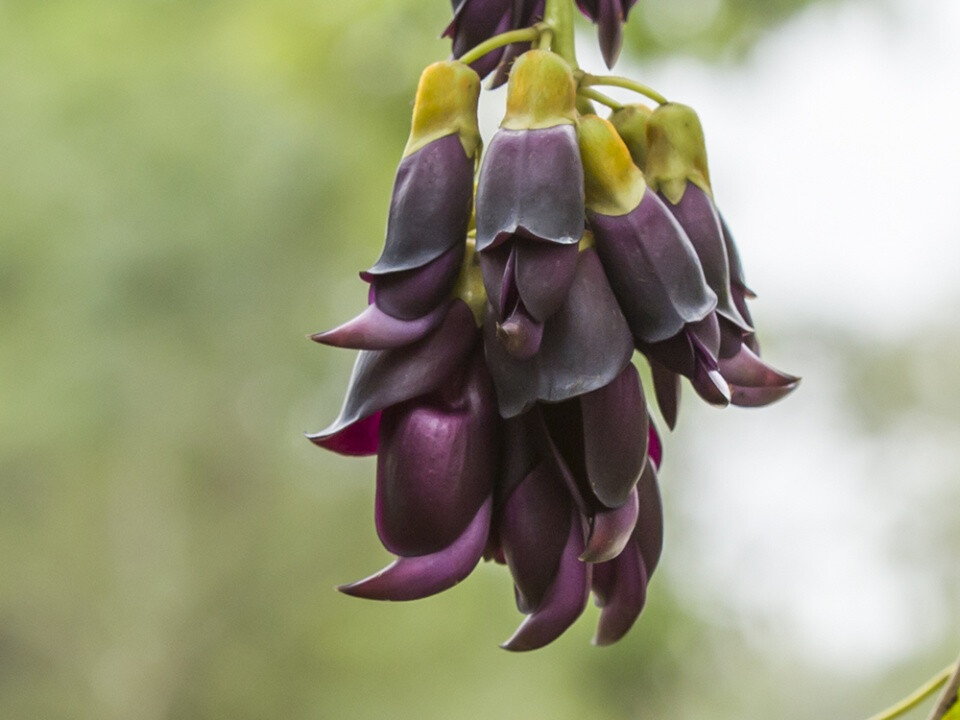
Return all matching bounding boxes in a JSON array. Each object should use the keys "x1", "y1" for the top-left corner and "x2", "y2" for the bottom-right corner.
[
  {"x1": 0, "y1": 0, "x2": 943, "y2": 719},
  {"x1": 622, "y1": 0, "x2": 844, "y2": 59}
]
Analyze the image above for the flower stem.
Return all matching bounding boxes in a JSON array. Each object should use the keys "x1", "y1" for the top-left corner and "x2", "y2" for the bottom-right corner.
[
  {"x1": 926, "y1": 655, "x2": 960, "y2": 720},
  {"x1": 458, "y1": 27, "x2": 541, "y2": 67},
  {"x1": 578, "y1": 87, "x2": 622, "y2": 111},
  {"x1": 866, "y1": 664, "x2": 955, "y2": 720},
  {"x1": 581, "y1": 73, "x2": 668, "y2": 105},
  {"x1": 543, "y1": 0, "x2": 578, "y2": 68}
]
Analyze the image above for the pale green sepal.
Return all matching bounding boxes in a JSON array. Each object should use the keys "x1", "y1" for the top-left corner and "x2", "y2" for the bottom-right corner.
[
  {"x1": 645, "y1": 102, "x2": 713, "y2": 205},
  {"x1": 577, "y1": 115, "x2": 646, "y2": 217},
  {"x1": 403, "y1": 61, "x2": 482, "y2": 159},
  {"x1": 501, "y1": 50, "x2": 577, "y2": 130},
  {"x1": 452, "y1": 238, "x2": 486, "y2": 326},
  {"x1": 609, "y1": 103, "x2": 652, "y2": 172}
]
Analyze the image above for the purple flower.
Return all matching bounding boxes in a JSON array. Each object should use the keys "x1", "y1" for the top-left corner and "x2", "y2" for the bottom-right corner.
[{"x1": 645, "y1": 103, "x2": 799, "y2": 411}]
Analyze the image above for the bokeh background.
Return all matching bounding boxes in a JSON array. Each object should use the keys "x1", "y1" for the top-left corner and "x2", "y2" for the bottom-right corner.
[{"x1": 2, "y1": 0, "x2": 958, "y2": 718}]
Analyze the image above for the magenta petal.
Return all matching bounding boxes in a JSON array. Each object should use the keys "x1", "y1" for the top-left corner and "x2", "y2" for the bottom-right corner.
[
  {"x1": 338, "y1": 496, "x2": 491, "y2": 601},
  {"x1": 514, "y1": 240, "x2": 579, "y2": 322},
  {"x1": 308, "y1": 301, "x2": 477, "y2": 446},
  {"x1": 311, "y1": 301, "x2": 449, "y2": 350},
  {"x1": 581, "y1": 487, "x2": 639, "y2": 563},
  {"x1": 593, "y1": 541, "x2": 648, "y2": 646},
  {"x1": 648, "y1": 423, "x2": 662, "y2": 470},
  {"x1": 580, "y1": 363, "x2": 648, "y2": 508},
  {"x1": 500, "y1": 462, "x2": 571, "y2": 613},
  {"x1": 309, "y1": 411, "x2": 382, "y2": 457},
  {"x1": 501, "y1": 513, "x2": 591, "y2": 651}
]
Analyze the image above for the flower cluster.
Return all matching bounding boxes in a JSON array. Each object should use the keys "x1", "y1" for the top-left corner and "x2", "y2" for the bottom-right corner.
[{"x1": 309, "y1": 9, "x2": 797, "y2": 651}]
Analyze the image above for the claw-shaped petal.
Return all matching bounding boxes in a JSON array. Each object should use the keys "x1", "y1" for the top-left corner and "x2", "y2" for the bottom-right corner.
[
  {"x1": 338, "y1": 497, "x2": 492, "y2": 601},
  {"x1": 593, "y1": 541, "x2": 648, "y2": 645},
  {"x1": 310, "y1": 301, "x2": 449, "y2": 350},
  {"x1": 501, "y1": 513, "x2": 590, "y2": 651},
  {"x1": 581, "y1": 487, "x2": 639, "y2": 563}
]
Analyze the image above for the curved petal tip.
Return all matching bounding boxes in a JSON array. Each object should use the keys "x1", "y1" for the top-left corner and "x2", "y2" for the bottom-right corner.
[
  {"x1": 311, "y1": 302, "x2": 447, "y2": 350},
  {"x1": 337, "y1": 497, "x2": 492, "y2": 602}
]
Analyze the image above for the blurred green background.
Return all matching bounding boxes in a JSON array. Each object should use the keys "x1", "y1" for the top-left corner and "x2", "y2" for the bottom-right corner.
[{"x1": 2, "y1": 1, "x2": 958, "y2": 718}]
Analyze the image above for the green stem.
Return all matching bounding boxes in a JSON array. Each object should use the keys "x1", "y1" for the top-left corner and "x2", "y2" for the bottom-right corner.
[
  {"x1": 543, "y1": 0, "x2": 577, "y2": 68},
  {"x1": 866, "y1": 665, "x2": 955, "y2": 720},
  {"x1": 926, "y1": 656, "x2": 960, "y2": 720},
  {"x1": 578, "y1": 87, "x2": 622, "y2": 111},
  {"x1": 458, "y1": 27, "x2": 540, "y2": 67},
  {"x1": 581, "y1": 73, "x2": 668, "y2": 105}
]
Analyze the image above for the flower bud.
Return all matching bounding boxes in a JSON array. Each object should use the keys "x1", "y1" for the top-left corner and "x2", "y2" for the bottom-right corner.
[
  {"x1": 608, "y1": 103, "x2": 652, "y2": 170},
  {"x1": 645, "y1": 102, "x2": 712, "y2": 204},
  {"x1": 501, "y1": 50, "x2": 577, "y2": 130}
]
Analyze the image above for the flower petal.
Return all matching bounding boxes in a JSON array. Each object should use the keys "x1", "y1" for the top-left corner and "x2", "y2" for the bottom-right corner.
[
  {"x1": 310, "y1": 301, "x2": 449, "y2": 350},
  {"x1": 500, "y1": 461, "x2": 572, "y2": 613},
  {"x1": 501, "y1": 513, "x2": 591, "y2": 651},
  {"x1": 337, "y1": 496, "x2": 491, "y2": 601},
  {"x1": 367, "y1": 134, "x2": 474, "y2": 275},
  {"x1": 591, "y1": 188, "x2": 716, "y2": 344},
  {"x1": 665, "y1": 183, "x2": 751, "y2": 331},
  {"x1": 581, "y1": 486, "x2": 639, "y2": 563},
  {"x1": 483, "y1": 248, "x2": 634, "y2": 417},
  {"x1": 579, "y1": 362, "x2": 648, "y2": 508},
  {"x1": 650, "y1": 361, "x2": 681, "y2": 430},
  {"x1": 475, "y1": 126, "x2": 584, "y2": 252},
  {"x1": 593, "y1": 541, "x2": 648, "y2": 645},
  {"x1": 308, "y1": 301, "x2": 477, "y2": 449},
  {"x1": 375, "y1": 354, "x2": 498, "y2": 557},
  {"x1": 514, "y1": 240, "x2": 579, "y2": 321},
  {"x1": 634, "y1": 461, "x2": 664, "y2": 575},
  {"x1": 366, "y1": 243, "x2": 465, "y2": 321}
]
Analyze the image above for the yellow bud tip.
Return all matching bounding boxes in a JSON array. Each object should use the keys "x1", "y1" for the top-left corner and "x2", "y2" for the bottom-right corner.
[
  {"x1": 577, "y1": 115, "x2": 646, "y2": 216},
  {"x1": 645, "y1": 102, "x2": 713, "y2": 199},
  {"x1": 609, "y1": 103, "x2": 652, "y2": 171},
  {"x1": 502, "y1": 50, "x2": 577, "y2": 129},
  {"x1": 405, "y1": 61, "x2": 481, "y2": 158}
]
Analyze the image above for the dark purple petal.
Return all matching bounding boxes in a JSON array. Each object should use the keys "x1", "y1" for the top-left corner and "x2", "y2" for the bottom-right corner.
[
  {"x1": 338, "y1": 496, "x2": 491, "y2": 601},
  {"x1": 487, "y1": 0, "x2": 545, "y2": 88},
  {"x1": 483, "y1": 248, "x2": 634, "y2": 417},
  {"x1": 718, "y1": 344, "x2": 800, "y2": 389},
  {"x1": 579, "y1": 362, "x2": 648, "y2": 508},
  {"x1": 593, "y1": 541, "x2": 648, "y2": 645},
  {"x1": 664, "y1": 183, "x2": 751, "y2": 331},
  {"x1": 591, "y1": 188, "x2": 716, "y2": 344},
  {"x1": 718, "y1": 211, "x2": 751, "y2": 294},
  {"x1": 445, "y1": 0, "x2": 513, "y2": 78},
  {"x1": 640, "y1": 313, "x2": 719, "y2": 379},
  {"x1": 308, "y1": 301, "x2": 477, "y2": 448},
  {"x1": 310, "y1": 301, "x2": 449, "y2": 350},
  {"x1": 514, "y1": 240, "x2": 579, "y2": 321},
  {"x1": 497, "y1": 413, "x2": 540, "y2": 505},
  {"x1": 650, "y1": 361, "x2": 680, "y2": 430},
  {"x1": 475, "y1": 126, "x2": 584, "y2": 252},
  {"x1": 729, "y1": 381, "x2": 800, "y2": 407},
  {"x1": 535, "y1": 402, "x2": 594, "y2": 516},
  {"x1": 500, "y1": 461, "x2": 572, "y2": 613},
  {"x1": 366, "y1": 242, "x2": 465, "y2": 321},
  {"x1": 634, "y1": 460, "x2": 664, "y2": 575},
  {"x1": 581, "y1": 487, "x2": 639, "y2": 563},
  {"x1": 501, "y1": 512, "x2": 591, "y2": 651},
  {"x1": 367, "y1": 134, "x2": 473, "y2": 275},
  {"x1": 375, "y1": 354, "x2": 498, "y2": 557}
]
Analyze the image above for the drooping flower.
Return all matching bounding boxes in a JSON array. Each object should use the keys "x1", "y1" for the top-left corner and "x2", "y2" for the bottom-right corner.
[
  {"x1": 475, "y1": 50, "x2": 584, "y2": 359},
  {"x1": 644, "y1": 103, "x2": 799, "y2": 410}
]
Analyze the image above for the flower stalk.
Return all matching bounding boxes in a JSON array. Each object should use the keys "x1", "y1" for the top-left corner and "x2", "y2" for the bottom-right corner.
[
  {"x1": 866, "y1": 663, "x2": 957, "y2": 720},
  {"x1": 580, "y1": 72, "x2": 668, "y2": 106},
  {"x1": 458, "y1": 26, "x2": 541, "y2": 67}
]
